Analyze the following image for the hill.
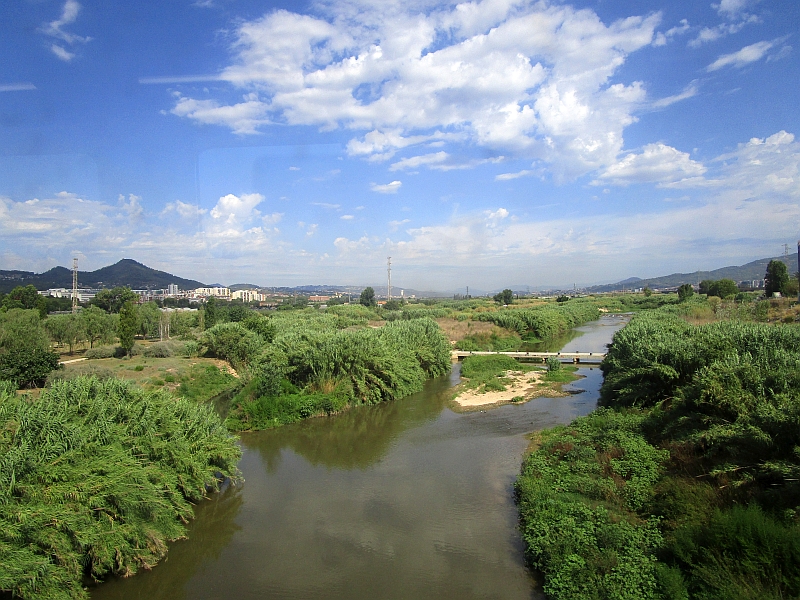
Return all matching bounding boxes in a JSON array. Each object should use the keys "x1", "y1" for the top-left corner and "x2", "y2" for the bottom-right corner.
[
  {"x1": 0, "y1": 259, "x2": 205, "y2": 294},
  {"x1": 586, "y1": 253, "x2": 799, "y2": 293}
]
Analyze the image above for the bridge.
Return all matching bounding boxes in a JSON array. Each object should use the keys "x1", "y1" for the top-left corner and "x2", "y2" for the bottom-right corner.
[{"x1": 451, "y1": 350, "x2": 606, "y2": 364}]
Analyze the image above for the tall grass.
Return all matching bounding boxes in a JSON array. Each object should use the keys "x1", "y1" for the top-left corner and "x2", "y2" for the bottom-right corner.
[
  {"x1": 0, "y1": 376, "x2": 240, "y2": 600},
  {"x1": 474, "y1": 300, "x2": 601, "y2": 338}
]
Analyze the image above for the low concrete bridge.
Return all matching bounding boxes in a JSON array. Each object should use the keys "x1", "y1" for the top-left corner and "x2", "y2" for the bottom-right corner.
[{"x1": 451, "y1": 350, "x2": 606, "y2": 364}]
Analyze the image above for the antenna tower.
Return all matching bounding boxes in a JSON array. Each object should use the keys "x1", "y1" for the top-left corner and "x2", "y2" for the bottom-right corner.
[
  {"x1": 387, "y1": 257, "x2": 392, "y2": 301},
  {"x1": 72, "y1": 258, "x2": 78, "y2": 314}
]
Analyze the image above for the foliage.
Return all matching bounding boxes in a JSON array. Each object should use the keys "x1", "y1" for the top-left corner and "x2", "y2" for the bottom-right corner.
[
  {"x1": 459, "y1": 354, "x2": 522, "y2": 393},
  {"x1": 0, "y1": 309, "x2": 60, "y2": 388},
  {"x1": 516, "y1": 410, "x2": 669, "y2": 600},
  {"x1": 203, "y1": 296, "x2": 219, "y2": 329},
  {"x1": 699, "y1": 279, "x2": 738, "y2": 299},
  {"x1": 117, "y1": 301, "x2": 138, "y2": 356},
  {"x1": 81, "y1": 305, "x2": 115, "y2": 348},
  {"x1": 764, "y1": 259, "x2": 790, "y2": 297},
  {"x1": 455, "y1": 330, "x2": 520, "y2": 352},
  {"x1": 228, "y1": 318, "x2": 451, "y2": 430},
  {"x1": 0, "y1": 377, "x2": 241, "y2": 600},
  {"x1": 383, "y1": 299, "x2": 402, "y2": 311},
  {"x1": 91, "y1": 287, "x2": 138, "y2": 313},
  {"x1": 84, "y1": 345, "x2": 125, "y2": 359},
  {"x1": 493, "y1": 289, "x2": 514, "y2": 304},
  {"x1": 474, "y1": 300, "x2": 601, "y2": 338},
  {"x1": 1, "y1": 285, "x2": 48, "y2": 317},
  {"x1": 137, "y1": 301, "x2": 162, "y2": 338},
  {"x1": 359, "y1": 286, "x2": 376, "y2": 307},
  {"x1": 176, "y1": 364, "x2": 237, "y2": 402},
  {"x1": 677, "y1": 284, "x2": 694, "y2": 302},
  {"x1": 44, "y1": 313, "x2": 86, "y2": 354},
  {"x1": 546, "y1": 356, "x2": 561, "y2": 372},
  {"x1": 200, "y1": 322, "x2": 265, "y2": 370}
]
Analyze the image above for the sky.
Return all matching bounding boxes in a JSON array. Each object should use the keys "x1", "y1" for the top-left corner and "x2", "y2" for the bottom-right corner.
[{"x1": 1, "y1": 0, "x2": 799, "y2": 291}]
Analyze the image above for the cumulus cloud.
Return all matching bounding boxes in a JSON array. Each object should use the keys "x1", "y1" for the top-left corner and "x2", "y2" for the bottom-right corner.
[
  {"x1": 594, "y1": 143, "x2": 707, "y2": 186},
  {"x1": 707, "y1": 38, "x2": 784, "y2": 71},
  {"x1": 168, "y1": 1, "x2": 661, "y2": 178},
  {"x1": 340, "y1": 214, "x2": 354, "y2": 220},
  {"x1": 163, "y1": 200, "x2": 207, "y2": 217},
  {"x1": 39, "y1": 0, "x2": 91, "y2": 62},
  {"x1": 210, "y1": 193, "x2": 264, "y2": 222},
  {"x1": 371, "y1": 180, "x2": 402, "y2": 194},
  {"x1": 389, "y1": 219, "x2": 410, "y2": 231},
  {"x1": 118, "y1": 194, "x2": 144, "y2": 218}
]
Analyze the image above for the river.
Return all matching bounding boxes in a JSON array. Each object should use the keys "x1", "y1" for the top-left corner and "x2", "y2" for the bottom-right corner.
[{"x1": 90, "y1": 314, "x2": 628, "y2": 600}]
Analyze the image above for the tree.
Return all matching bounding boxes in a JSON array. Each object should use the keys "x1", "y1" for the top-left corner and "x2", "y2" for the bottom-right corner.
[
  {"x1": 643, "y1": 287, "x2": 652, "y2": 297},
  {"x1": 383, "y1": 299, "x2": 401, "y2": 311},
  {"x1": 677, "y1": 284, "x2": 694, "y2": 302},
  {"x1": 138, "y1": 301, "x2": 161, "y2": 338},
  {"x1": 81, "y1": 305, "x2": 114, "y2": 348},
  {"x1": 700, "y1": 279, "x2": 738, "y2": 299},
  {"x1": 92, "y1": 287, "x2": 139, "y2": 313},
  {"x1": 0, "y1": 309, "x2": 60, "y2": 387},
  {"x1": 1, "y1": 285, "x2": 48, "y2": 317},
  {"x1": 360, "y1": 287, "x2": 376, "y2": 307},
  {"x1": 765, "y1": 260, "x2": 790, "y2": 297},
  {"x1": 493, "y1": 289, "x2": 514, "y2": 305},
  {"x1": 204, "y1": 296, "x2": 219, "y2": 329},
  {"x1": 118, "y1": 301, "x2": 138, "y2": 356}
]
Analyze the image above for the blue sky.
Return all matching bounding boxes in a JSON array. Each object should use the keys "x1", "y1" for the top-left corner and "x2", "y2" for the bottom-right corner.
[{"x1": 1, "y1": 0, "x2": 798, "y2": 291}]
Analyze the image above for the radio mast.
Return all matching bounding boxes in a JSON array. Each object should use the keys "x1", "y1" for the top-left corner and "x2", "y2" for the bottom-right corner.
[{"x1": 72, "y1": 258, "x2": 78, "y2": 314}]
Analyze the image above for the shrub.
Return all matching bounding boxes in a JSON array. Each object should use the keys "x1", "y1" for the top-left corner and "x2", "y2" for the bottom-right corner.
[
  {"x1": 84, "y1": 345, "x2": 125, "y2": 359},
  {"x1": 201, "y1": 322, "x2": 265, "y2": 370},
  {"x1": 0, "y1": 377, "x2": 240, "y2": 600},
  {"x1": 546, "y1": 356, "x2": 561, "y2": 372}
]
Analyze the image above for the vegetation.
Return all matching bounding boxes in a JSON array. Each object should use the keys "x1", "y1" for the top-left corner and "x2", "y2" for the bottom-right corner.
[
  {"x1": 677, "y1": 284, "x2": 694, "y2": 302},
  {"x1": 517, "y1": 306, "x2": 800, "y2": 599},
  {"x1": 0, "y1": 377, "x2": 240, "y2": 600},
  {"x1": 699, "y1": 279, "x2": 738, "y2": 299},
  {"x1": 117, "y1": 300, "x2": 138, "y2": 356},
  {"x1": 473, "y1": 299, "x2": 601, "y2": 339},
  {"x1": 226, "y1": 317, "x2": 451, "y2": 430},
  {"x1": 493, "y1": 288, "x2": 514, "y2": 305},
  {"x1": 359, "y1": 286, "x2": 376, "y2": 307},
  {"x1": 765, "y1": 259, "x2": 790, "y2": 297},
  {"x1": 0, "y1": 309, "x2": 60, "y2": 387}
]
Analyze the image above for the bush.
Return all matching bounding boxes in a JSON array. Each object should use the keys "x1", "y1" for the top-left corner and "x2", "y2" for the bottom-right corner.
[
  {"x1": 85, "y1": 345, "x2": 125, "y2": 359},
  {"x1": 201, "y1": 322, "x2": 266, "y2": 370},
  {"x1": 546, "y1": 356, "x2": 561, "y2": 372},
  {"x1": 0, "y1": 377, "x2": 240, "y2": 600}
]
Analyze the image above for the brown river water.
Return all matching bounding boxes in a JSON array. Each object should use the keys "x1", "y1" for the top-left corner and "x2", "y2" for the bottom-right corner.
[{"x1": 90, "y1": 314, "x2": 628, "y2": 600}]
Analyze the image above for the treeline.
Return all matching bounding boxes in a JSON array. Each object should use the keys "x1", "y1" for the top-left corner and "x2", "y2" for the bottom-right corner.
[
  {"x1": 0, "y1": 377, "x2": 240, "y2": 600},
  {"x1": 516, "y1": 308, "x2": 800, "y2": 599}
]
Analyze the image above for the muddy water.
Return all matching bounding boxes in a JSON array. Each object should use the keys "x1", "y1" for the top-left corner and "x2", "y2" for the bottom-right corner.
[{"x1": 91, "y1": 315, "x2": 627, "y2": 600}]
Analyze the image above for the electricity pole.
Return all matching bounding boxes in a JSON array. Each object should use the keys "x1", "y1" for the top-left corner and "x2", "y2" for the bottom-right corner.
[{"x1": 387, "y1": 257, "x2": 392, "y2": 301}]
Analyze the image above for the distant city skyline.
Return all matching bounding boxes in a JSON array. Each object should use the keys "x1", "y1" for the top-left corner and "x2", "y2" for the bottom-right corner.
[{"x1": 1, "y1": 0, "x2": 799, "y2": 290}]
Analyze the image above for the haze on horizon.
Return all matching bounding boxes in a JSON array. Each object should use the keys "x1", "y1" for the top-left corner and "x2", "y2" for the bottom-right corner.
[{"x1": 1, "y1": 0, "x2": 799, "y2": 291}]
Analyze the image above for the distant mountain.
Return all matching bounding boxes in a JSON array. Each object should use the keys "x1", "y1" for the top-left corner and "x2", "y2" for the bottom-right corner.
[
  {"x1": 0, "y1": 259, "x2": 205, "y2": 294},
  {"x1": 585, "y1": 253, "x2": 799, "y2": 293}
]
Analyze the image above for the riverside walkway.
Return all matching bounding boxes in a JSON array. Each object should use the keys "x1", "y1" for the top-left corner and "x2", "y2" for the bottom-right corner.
[{"x1": 451, "y1": 350, "x2": 606, "y2": 364}]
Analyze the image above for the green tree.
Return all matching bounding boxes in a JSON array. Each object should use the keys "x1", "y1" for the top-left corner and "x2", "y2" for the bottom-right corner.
[
  {"x1": 643, "y1": 287, "x2": 652, "y2": 297},
  {"x1": 44, "y1": 313, "x2": 86, "y2": 354},
  {"x1": 204, "y1": 296, "x2": 219, "y2": 329},
  {"x1": 360, "y1": 287, "x2": 376, "y2": 307},
  {"x1": 700, "y1": 279, "x2": 738, "y2": 299},
  {"x1": 765, "y1": 259, "x2": 790, "y2": 297},
  {"x1": 1, "y1": 285, "x2": 48, "y2": 317},
  {"x1": 81, "y1": 305, "x2": 114, "y2": 348},
  {"x1": 118, "y1": 301, "x2": 138, "y2": 356},
  {"x1": 92, "y1": 287, "x2": 138, "y2": 313},
  {"x1": 383, "y1": 299, "x2": 401, "y2": 311},
  {"x1": 138, "y1": 301, "x2": 161, "y2": 338},
  {"x1": 493, "y1": 289, "x2": 514, "y2": 305},
  {"x1": 677, "y1": 283, "x2": 694, "y2": 302},
  {"x1": 0, "y1": 308, "x2": 60, "y2": 387}
]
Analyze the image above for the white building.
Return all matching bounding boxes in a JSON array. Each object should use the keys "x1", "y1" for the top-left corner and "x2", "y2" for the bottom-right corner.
[
  {"x1": 232, "y1": 289, "x2": 266, "y2": 303},
  {"x1": 193, "y1": 287, "x2": 231, "y2": 299}
]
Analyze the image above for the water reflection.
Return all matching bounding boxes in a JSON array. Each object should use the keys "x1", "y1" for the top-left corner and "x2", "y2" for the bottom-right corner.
[
  {"x1": 90, "y1": 483, "x2": 244, "y2": 600},
  {"x1": 249, "y1": 367, "x2": 457, "y2": 472}
]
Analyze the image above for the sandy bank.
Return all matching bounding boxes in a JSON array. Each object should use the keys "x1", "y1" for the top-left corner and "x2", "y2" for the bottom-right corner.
[{"x1": 453, "y1": 368, "x2": 576, "y2": 408}]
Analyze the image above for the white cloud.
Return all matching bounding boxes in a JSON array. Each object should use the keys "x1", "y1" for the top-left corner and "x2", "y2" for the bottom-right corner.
[
  {"x1": 340, "y1": 214, "x2": 354, "y2": 220},
  {"x1": 263, "y1": 212, "x2": 284, "y2": 224},
  {"x1": 650, "y1": 82, "x2": 698, "y2": 109},
  {"x1": 594, "y1": 143, "x2": 707, "y2": 186},
  {"x1": 39, "y1": 0, "x2": 91, "y2": 62},
  {"x1": 707, "y1": 39, "x2": 782, "y2": 71},
  {"x1": 169, "y1": 1, "x2": 661, "y2": 178},
  {"x1": 170, "y1": 93, "x2": 269, "y2": 135},
  {"x1": 653, "y1": 19, "x2": 690, "y2": 46},
  {"x1": 371, "y1": 180, "x2": 402, "y2": 194},
  {"x1": 495, "y1": 169, "x2": 533, "y2": 181},
  {"x1": 163, "y1": 200, "x2": 207, "y2": 217},
  {"x1": 210, "y1": 193, "x2": 264, "y2": 222},
  {"x1": 0, "y1": 83, "x2": 37, "y2": 92},
  {"x1": 118, "y1": 194, "x2": 144, "y2": 218},
  {"x1": 389, "y1": 151, "x2": 448, "y2": 171},
  {"x1": 306, "y1": 223, "x2": 319, "y2": 236},
  {"x1": 713, "y1": 0, "x2": 759, "y2": 19},
  {"x1": 311, "y1": 202, "x2": 341, "y2": 209}
]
